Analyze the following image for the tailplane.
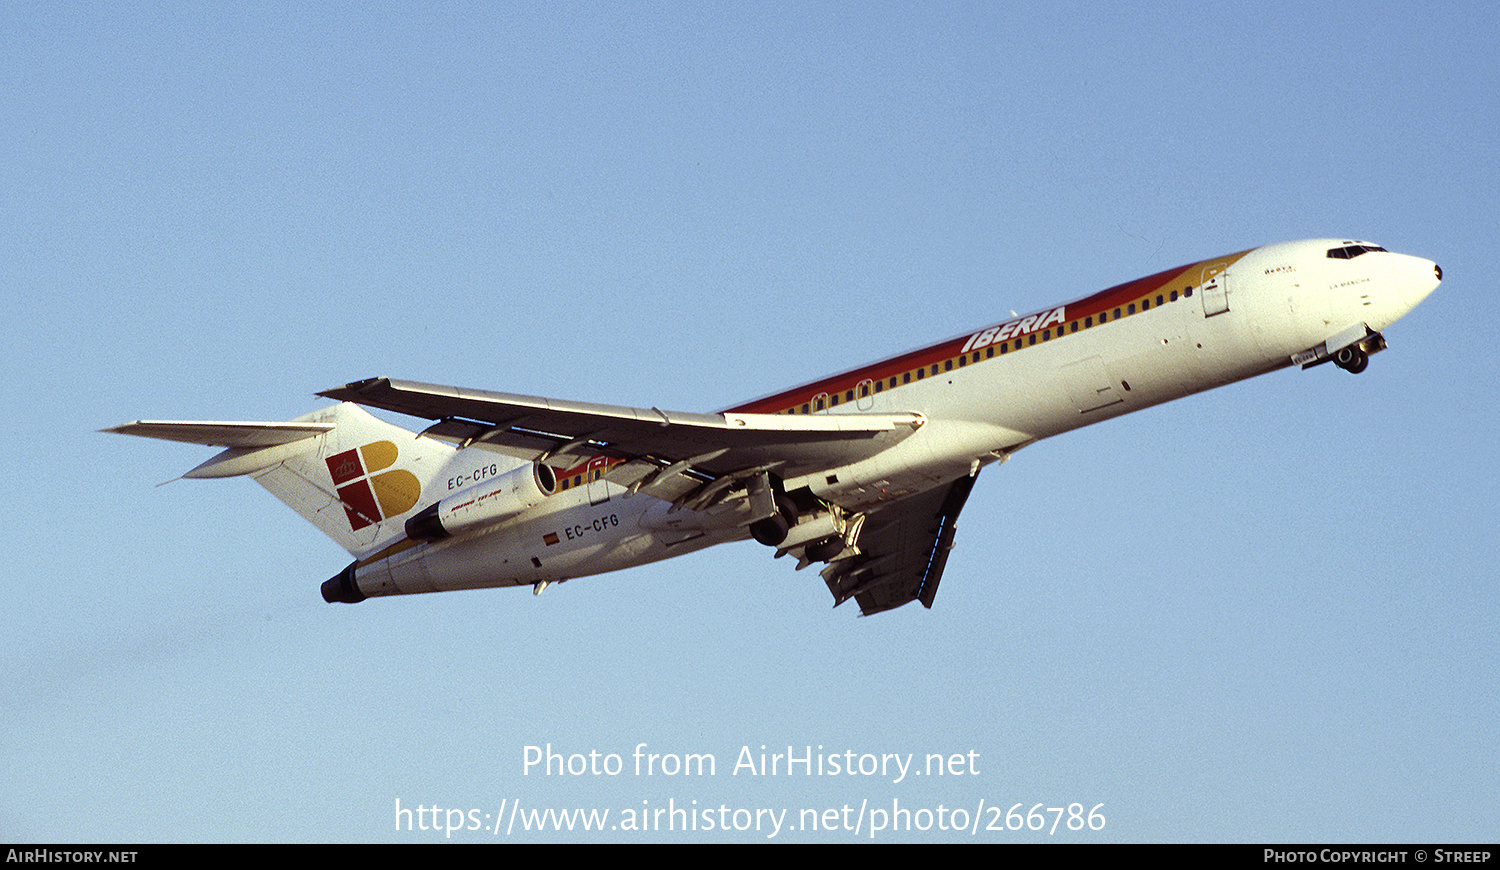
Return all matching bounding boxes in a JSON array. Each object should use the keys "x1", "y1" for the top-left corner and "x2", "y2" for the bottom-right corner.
[{"x1": 106, "y1": 403, "x2": 457, "y2": 556}]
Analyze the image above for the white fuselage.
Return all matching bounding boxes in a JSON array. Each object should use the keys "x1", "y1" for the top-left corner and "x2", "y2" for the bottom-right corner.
[{"x1": 347, "y1": 239, "x2": 1440, "y2": 599}]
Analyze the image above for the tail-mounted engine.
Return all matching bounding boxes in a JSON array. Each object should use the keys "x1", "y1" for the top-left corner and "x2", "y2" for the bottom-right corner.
[{"x1": 406, "y1": 462, "x2": 557, "y2": 541}]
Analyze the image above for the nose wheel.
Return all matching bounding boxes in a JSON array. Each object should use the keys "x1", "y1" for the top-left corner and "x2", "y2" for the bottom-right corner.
[{"x1": 1334, "y1": 346, "x2": 1369, "y2": 374}]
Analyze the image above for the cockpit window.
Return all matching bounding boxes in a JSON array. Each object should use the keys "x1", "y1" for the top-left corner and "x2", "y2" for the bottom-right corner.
[{"x1": 1327, "y1": 244, "x2": 1388, "y2": 259}]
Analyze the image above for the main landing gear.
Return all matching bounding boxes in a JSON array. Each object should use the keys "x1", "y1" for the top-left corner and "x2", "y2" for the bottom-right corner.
[
  {"x1": 747, "y1": 481, "x2": 863, "y2": 569},
  {"x1": 749, "y1": 492, "x2": 799, "y2": 546}
]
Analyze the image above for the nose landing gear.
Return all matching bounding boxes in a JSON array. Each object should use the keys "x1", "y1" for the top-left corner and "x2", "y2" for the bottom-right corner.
[
  {"x1": 1334, "y1": 345, "x2": 1369, "y2": 374},
  {"x1": 1295, "y1": 328, "x2": 1386, "y2": 374}
]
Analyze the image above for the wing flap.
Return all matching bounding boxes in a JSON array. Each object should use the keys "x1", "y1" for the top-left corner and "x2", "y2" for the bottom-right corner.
[{"x1": 820, "y1": 472, "x2": 979, "y2": 616}]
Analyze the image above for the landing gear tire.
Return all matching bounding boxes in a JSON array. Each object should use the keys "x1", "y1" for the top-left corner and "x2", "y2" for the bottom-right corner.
[
  {"x1": 749, "y1": 493, "x2": 799, "y2": 547},
  {"x1": 1335, "y1": 346, "x2": 1369, "y2": 374},
  {"x1": 805, "y1": 537, "x2": 845, "y2": 563}
]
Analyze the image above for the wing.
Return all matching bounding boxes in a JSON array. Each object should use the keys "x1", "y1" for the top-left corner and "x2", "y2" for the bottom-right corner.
[
  {"x1": 820, "y1": 472, "x2": 979, "y2": 616},
  {"x1": 318, "y1": 377, "x2": 925, "y2": 506},
  {"x1": 320, "y1": 378, "x2": 973, "y2": 615}
]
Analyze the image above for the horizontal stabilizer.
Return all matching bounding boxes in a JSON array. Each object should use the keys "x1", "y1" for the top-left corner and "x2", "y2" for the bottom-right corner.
[
  {"x1": 102, "y1": 420, "x2": 335, "y2": 448},
  {"x1": 105, "y1": 420, "x2": 338, "y2": 480}
]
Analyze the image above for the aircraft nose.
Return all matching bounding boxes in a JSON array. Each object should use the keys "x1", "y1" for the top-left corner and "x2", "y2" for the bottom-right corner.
[{"x1": 1389, "y1": 253, "x2": 1441, "y2": 317}]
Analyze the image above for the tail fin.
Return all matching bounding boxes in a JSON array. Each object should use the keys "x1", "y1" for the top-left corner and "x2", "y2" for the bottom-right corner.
[{"x1": 106, "y1": 403, "x2": 456, "y2": 556}]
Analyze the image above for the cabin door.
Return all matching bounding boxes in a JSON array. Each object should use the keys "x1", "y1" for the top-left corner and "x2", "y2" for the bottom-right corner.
[
  {"x1": 1201, "y1": 262, "x2": 1230, "y2": 317},
  {"x1": 586, "y1": 456, "x2": 611, "y2": 505}
]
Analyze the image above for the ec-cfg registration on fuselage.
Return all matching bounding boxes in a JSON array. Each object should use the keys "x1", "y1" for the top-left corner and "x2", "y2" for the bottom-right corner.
[{"x1": 108, "y1": 239, "x2": 1441, "y2": 617}]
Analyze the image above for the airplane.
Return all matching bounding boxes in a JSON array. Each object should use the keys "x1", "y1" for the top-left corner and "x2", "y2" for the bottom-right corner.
[{"x1": 107, "y1": 238, "x2": 1441, "y2": 616}]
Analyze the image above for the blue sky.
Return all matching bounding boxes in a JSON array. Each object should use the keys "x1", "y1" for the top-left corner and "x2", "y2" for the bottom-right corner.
[{"x1": 4, "y1": 2, "x2": 1495, "y2": 842}]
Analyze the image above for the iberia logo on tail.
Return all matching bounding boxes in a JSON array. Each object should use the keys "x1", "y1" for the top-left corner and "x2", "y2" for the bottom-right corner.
[{"x1": 325, "y1": 441, "x2": 421, "y2": 531}]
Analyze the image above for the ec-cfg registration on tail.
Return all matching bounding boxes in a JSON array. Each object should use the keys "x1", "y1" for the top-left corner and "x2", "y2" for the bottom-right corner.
[{"x1": 108, "y1": 240, "x2": 1440, "y2": 616}]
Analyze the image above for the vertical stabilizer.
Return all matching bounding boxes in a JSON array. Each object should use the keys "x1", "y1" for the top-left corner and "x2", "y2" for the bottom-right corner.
[
  {"x1": 249, "y1": 404, "x2": 458, "y2": 555},
  {"x1": 107, "y1": 403, "x2": 457, "y2": 556}
]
